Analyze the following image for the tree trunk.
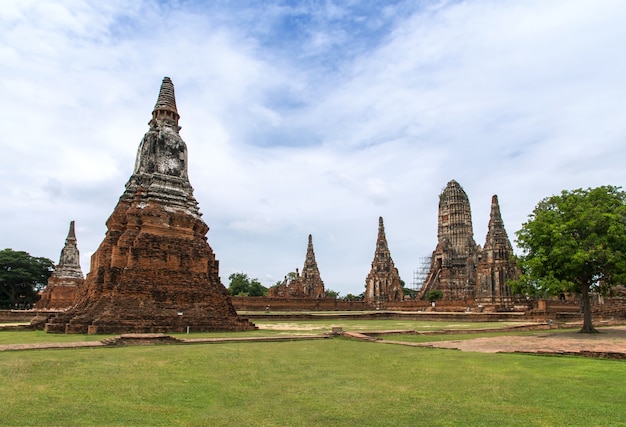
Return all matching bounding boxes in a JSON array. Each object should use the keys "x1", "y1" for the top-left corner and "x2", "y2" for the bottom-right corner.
[{"x1": 579, "y1": 284, "x2": 598, "y2": 334}]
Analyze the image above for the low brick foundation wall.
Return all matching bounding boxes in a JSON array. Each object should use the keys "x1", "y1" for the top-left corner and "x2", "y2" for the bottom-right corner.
[{"x1": 0, "y1": 310, "x2": 39, "y2": 323}]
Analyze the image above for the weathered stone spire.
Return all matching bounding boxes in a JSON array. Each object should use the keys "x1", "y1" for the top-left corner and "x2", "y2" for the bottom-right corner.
[
  {"x1": 34, "y1": 221, "x2": 84, "y2": 310},
  {"x1": 365, "y1": 216, "x2": 403, "y2": 304},
  {"x1": 483, "y1": 195, "x2": 512, "y2": 257},
  {"x1": 53, "y1": 220, "x2": 84, "y2": 280},
  {"x1": 437, "y1": 179, "x2": 477, "y2": 260},
  {"x1": 130, "y1": 77, "x2": 196, "y2": 215},
  {"x1": 476, "y1": 195, "x2": 519, "y2": 304},
  {"x1": 42, "y1": 78, "x2": 255, "y2": 334},
  {"x1": 150, "y1": 77, "x2": 180, "y2": 130},
  {"x1": 419, "y1": 180, "x2": 479, "y2": 301},
  {"x1": 301, "y1": 234, "x2": 325, "y2": 298},
  {"x1": 376, "y1": 216, "x2": 388, "y2": 252}
]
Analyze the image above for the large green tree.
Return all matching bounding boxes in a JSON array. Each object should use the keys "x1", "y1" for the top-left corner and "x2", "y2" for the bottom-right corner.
[
  {"x1": 0, "y1": 248, "x2": 54, "y2": 309},
  {"x1": 228, "y1": 272, "x2": 268, "y2": 297},
  {"x1": 514, "y1": 186, "x2": 626, "y2": 333}
]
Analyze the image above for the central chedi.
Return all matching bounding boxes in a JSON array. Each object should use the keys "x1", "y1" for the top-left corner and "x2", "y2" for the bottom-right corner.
[{"x1": 46, "y1": 77, "x2": 255, "y2": 334}]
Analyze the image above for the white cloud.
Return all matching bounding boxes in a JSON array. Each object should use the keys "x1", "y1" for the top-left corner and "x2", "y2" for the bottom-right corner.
[{"x1": 1, "y1": 0, "x2": 625, "y2": 294}]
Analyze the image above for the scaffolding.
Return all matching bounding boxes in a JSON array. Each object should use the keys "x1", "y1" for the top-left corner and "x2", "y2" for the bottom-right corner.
[{"x1": 411, "y1": 255, "x2": 432, "y2": 291}]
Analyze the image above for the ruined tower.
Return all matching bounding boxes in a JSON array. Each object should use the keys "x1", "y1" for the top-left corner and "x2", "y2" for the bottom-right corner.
[
  {"x1": 365, "y1": 217, "x2": 403, "y2": 304},
  {"x1": 301, "y1": 235, "x2": 326, "y2": 299},
  {"x1": 44, "y1": 77, "x2": 255, "y2": 333},
  {"x1": 269, "y1": 234, "x2": 326, "y2": 298},
  {"x1": 475, "y1": 195, "x2": 519, "y2": 304},
  {"x1": 419, "y1": 180, "x2": 479, "y2": 301},
  {"x1": 36, "y1": 221, "x2": 84, "y2": 309}
]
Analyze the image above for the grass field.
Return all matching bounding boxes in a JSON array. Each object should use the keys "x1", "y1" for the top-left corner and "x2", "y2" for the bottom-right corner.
[
  {"x1": 2, "y1": 339, "x2": 625, "y2": 426},
  {"x1": 1, "y1": 320, "x2": 625, "y2": 426}
]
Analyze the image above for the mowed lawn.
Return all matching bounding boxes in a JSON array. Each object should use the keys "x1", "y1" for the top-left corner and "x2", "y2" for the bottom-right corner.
[{"x1": 1, "y1": 334, "x2": 625, "y2": 426}]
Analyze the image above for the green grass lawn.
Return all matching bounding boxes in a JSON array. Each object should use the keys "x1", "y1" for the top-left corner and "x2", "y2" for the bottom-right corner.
[
  {"x1": 1, "y1": 320, "x2": 623, "y2": 426},
  {"x1": 1, "y1": 335, "x2": 625, "y2": 426}
]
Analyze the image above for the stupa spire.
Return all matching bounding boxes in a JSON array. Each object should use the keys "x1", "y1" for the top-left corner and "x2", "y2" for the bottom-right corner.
[
  {"x1": 376, "y1": 216, "x2": 388, "y2": 252},
  {"x1": 488, "y1": 195, "x2": 504, "y2": 232},
  {"x1": 149, "y1": 76, "x2": 180, "y2": 130},
  {"x1": 54, "y1": 220, "x2": 83, "y2": 279},
  {"x1": 130, "y1": 77, "x2": 196, "y2": 214},
  {"x1": 475, "y1": 194, "x2": 518, "y2": 304},
  {"x1": 301, "y1": 234, "x2": 325, "y2": 298},
  {"x1": 67, "y1": 220, "x2": 77, "y2": 240},
  {"x1": 482, "y1": 195, "x2": 513, "y2": 255},
  {"x1": 365, "y1": 216, "x2": 403, "y2": 304},
  {"x1": 34, "y1": 221, "x2": 84, "y2": 310}
]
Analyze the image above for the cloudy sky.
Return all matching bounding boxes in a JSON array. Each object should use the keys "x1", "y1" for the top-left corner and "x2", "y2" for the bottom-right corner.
[{"x1": 1, "y1": 0, "x2": 625, "y2": 296}]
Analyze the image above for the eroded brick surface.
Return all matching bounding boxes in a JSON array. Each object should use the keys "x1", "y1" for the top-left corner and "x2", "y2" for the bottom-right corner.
[{"x1": 44, "y1": 78, "x2": 254, "y2": 334}]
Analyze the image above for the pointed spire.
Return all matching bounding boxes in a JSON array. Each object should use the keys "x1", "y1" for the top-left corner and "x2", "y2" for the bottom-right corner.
[
  {"x1": 150, "y1": 77, "x2": 180, "y2": 130},
  {"x1": 53, "y1": 221, "x2": 84, "y2": 280},
  {"x1": 365, "y1": 216, "x2": 403, "y2": 303},
  {"x1": 67, "y1": 220, "x2": 77, "y2": 241},
  {"x1": 377, "y1": 216, "x2": 388, "y2": 251},
  {"x1": 484, "y1": 194, "x2": 512, "y2": 251},
  {"x1": 301, "y1": 234, "x2": 325, "y2": 298},
  {"x1": 304, "y1": 234, "x2": 317, "y2": 268},
  {"x1": 488, "y1": 195, "x2": 504, "y2": 230}
]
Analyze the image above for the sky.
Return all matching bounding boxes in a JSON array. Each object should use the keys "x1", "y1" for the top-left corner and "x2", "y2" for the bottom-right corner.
[{"x1": 1, "y1": 0, "x2": 625, "y2": 296}]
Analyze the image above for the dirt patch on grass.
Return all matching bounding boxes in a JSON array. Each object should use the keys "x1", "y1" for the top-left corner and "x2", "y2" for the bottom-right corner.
[{"x1": 392, "y1": 326, "x2": 626, "y2": 359}]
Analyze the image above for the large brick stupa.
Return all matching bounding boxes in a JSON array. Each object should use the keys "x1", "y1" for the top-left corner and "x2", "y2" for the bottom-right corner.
[{"x1": 45, "y1": 77, "x2": 255, "y2": 334}]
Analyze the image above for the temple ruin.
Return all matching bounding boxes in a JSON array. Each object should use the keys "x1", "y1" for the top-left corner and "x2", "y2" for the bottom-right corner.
[
  {"x1": 36, "y1": 221, "x2": 84, "y2": 310},
  {"x1": 475, "y1": 195, "x2": 519, "y2": 304},
  {"x1": 365, "y1": 217, "x2": 404, "y2": 304},
  {"x1": 418, "y1": 180, "x2": 518, "y2": 305},
  {"x1": 269, "y1": 235, "x2": 326, "y2": 298},
  {"x1": 43, "y1": 77, "x2": 255, "y2": 333}
]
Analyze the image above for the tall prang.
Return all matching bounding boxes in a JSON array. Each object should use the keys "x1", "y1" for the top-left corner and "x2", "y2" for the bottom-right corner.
[
  {"x1": 269, "y1": 235, "x2": 326, "y2": 298},
  {"x1": 365, "y1": 217, "x2": 403, "y2": 304},
  {"x1": 301, "y1": 234, "x2": 326, "y2": 298},
  {"x1": 475, "y1": 195, "x2": 519, "y2": 304},
  {"x1": 419, "y1": 180, "x2": 479, "y2": 301},
  {"x1": 36, "y1": 221, "x2": 84, "y2": 309},
  {"x1": 44, "y1": 77, "x2": 255, "y2": 334}
]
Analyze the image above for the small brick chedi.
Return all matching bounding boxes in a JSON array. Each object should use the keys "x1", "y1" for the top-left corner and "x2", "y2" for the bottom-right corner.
[
  {"x1": 45, "y1": 77, "x2": 255, "y2": 334},
  {"x1": 36, "y1": 221, "x2": 84, "y2": 310},
  {"x1": 365, "y1": 217, "x2": 404, "y2": 304},
  {"x1": 269, "y1": 235, "x2": 326, "y2": 298},
  {"x1": 418, "y1": 180, "x2": 518, "y2": 304}
]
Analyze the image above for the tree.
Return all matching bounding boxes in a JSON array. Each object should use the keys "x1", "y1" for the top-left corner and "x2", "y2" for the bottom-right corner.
[
  {"x1": 402, "y1": 287, "x2": 418, "y2": 299},
  {"x1": 344, "y1": 292, "x2": 364, "y2": 301},
  {"x1": 227, "y1": 272, "x2": 268, "y2": 297},
  {"x1": 514, "y1": 186, "x2": 626, "y2": 333},
  {"x1": 325, "y1": 289, "x2": 339, "y2": 299},
  {"x1": 0, "y1": 248, "x2": 54, "y2": 309},
  {"x1": 424, "y1": 289, "x2": 443, "y2": 302}
]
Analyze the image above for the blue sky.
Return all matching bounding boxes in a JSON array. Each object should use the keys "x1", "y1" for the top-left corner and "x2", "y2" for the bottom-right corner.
[{"x1": 1, "y1": 0, "x2": 625, "y2": 295}]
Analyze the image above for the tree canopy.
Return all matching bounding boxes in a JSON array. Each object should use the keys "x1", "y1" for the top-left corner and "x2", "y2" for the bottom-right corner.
[
  {"x1": 424, "y1": 289, "x2": 443, "y2": 302},
  {"x1": 227, "y1": 272, "x2": 268, "y2": 297},
  {"x1": 514, "y1": 186, "x2": 626, "y2": 333},
  {"x1": 324, "y1": 289, "x2": 340, "y2": 299},
  {"x1": 0, "y1": 248, "x2": 54, "y2": 309}
]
